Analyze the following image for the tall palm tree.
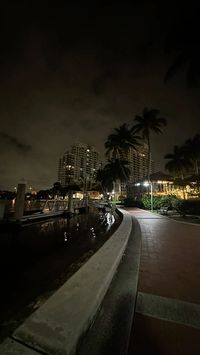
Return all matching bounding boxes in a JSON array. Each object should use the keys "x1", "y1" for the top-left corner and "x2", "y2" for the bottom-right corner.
[
  {"x1": 96, "y1": 159, "x2": 130, "y2": 200},
  {"x1": 105, "y1": 158, "x2": 131, "y2": 199},
  {"x1": 104, "y1": 158, "x2": 130, "y2": 182},
  {"x1": 133, "y1": 107, "x2": 167, "y2": 182},
  {"x1": 95, "y1": 168, "x2": 113, "y2": 198},
  {"x1": 105, "y1": 123, "x2": 140, "y2": 197},
  {"x1": 105, "y1": 123, "x2": 140, "y2": 159}
]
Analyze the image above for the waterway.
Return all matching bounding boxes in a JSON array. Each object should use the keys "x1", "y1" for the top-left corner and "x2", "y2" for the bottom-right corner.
[{"x1": 0, "y1": 207, "x2": 121, "y2": 342}]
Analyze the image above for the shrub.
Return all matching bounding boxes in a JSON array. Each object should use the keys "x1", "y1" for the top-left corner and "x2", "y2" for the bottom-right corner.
[
  {"x1": 141, "y1": 194, "x2": 179, "y2": 210},
  {"x1": 160, "y1": 195, "x2": 178, "y2": 209},
  {"x1": 141, "y1": 195, "x2": 162, "y2": 210},
  {"x1": 173, "y1": 199, "x2": 200, "y2": 216},
  {"x1": 118, "y1": 195, "x2": 125, "y2": 202},
  {"x1": 124, "y1": 198, "x2": 144, "y2": 208}
]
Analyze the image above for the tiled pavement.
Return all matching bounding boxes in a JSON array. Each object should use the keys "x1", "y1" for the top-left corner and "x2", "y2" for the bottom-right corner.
[
  {"x1": 126, "y1": 208, "x2": 200, "y2": 355},
  {"x1": 2, "y1": 208, "x2": 199, "y2": 354}
]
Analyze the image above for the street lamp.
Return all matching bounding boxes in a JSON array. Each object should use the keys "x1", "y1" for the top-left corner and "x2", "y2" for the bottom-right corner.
[{"x1": 143, "y1": 181, "x2": 153, "y2": 212}]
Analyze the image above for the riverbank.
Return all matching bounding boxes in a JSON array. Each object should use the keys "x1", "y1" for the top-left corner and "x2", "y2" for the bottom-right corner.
[{"x1": 0, "y1": 208, "x2": 121, "y2": 343}]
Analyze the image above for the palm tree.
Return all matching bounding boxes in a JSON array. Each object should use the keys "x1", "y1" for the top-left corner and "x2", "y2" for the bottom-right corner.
[
  {"x1": 104, "y1": 158, "x2": 130, "y2": 182},
  {"x1": 183, "y1": 134, "x2": 200, "y2": 175},
  {"x1": 163, "y1": 3, "x2": 200, "y2": 87},
  {"x1": 133, "y1": 107, "x2": 167, "y2": 182},
  {"x1": 105, "y1": 123, "x2": 140, "y2": 159},
  {"x1": 96, "y1": 159, "x2": 130, "y2": 200},
  {"x1": 96, "y1": 168, "x2": 113, "y2": 199},
  {"x1": 165, "y1": 145, "x2": 193, "y2": 199},
  {"x1": 105, "y1": 158, "x2": 131, "y2": 199},
  {"x1": 164, "y1": 145, "x2": 192, "y2": 179},
  {"x1": 164, "y1": 13, "x2": 200, "y2": 86},
  {"x1": 105, "y1": 123, "x2": 140, "y2": 197}
]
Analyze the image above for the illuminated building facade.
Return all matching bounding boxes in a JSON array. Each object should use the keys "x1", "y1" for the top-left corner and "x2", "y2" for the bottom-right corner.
[
  {"x1": 58, "y1": 143, "x2": 100, "y2": 188},
  {"x1": 115, "y1": 143, "x2": 154, "y2": 197},
  {"x1": 128, "y1": 143, "x2": 154, "y2": 183}
]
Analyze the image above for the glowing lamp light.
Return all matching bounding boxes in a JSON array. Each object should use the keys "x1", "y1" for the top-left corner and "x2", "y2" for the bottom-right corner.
[
  {"x1": 143, "y1": 181, "x2": 153, "y2": 212},
  {"x1": 143, "y1": 181, "x2": 150, "y2": 187}
]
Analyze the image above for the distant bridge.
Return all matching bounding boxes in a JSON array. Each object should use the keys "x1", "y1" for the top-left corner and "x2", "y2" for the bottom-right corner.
[{"x1": 25, "y1": 198, "x2": 89, "y2": 213}]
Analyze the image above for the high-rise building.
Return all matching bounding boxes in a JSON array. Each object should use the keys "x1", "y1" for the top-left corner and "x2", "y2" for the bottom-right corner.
[
  {"x1": 128, "y1": 143, "x2": 154, "y2": 183},
  {"x1": 58, "y1": 152, "x2": 75, "y2": 187},
  {"x1": 58, "y1": 143, "x2": 100, "y2": 189},
  {"x1": 115, "y1": 143, "x2": 154, "y2": 197}
]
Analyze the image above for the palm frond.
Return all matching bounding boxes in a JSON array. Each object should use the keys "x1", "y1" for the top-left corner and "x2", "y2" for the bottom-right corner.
[{"x1": 165, "y1": 52, "x2": 187, "y2": 83}]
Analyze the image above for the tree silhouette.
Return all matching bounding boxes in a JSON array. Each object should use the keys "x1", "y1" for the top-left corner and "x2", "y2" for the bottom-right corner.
[
  {"x1": 95, "y1": 168, "x2": 113, "y2": 198},
  {"x1": 104, "y1": 123, "x2": 140, "y2": 196},
  {"x1": 164, "y1": 4, "x2": 200, "y2": 86},
  {"x1": 96, "y1": 159, "x2": 130, "y2": 199},
  {"x1": 165, "y1": 145, "x2": 193, "y2": 199},
  {"x1": 133, "y1": 107, "x2": 167, "y2": 182},
  {"x1": 164, "y1": 145, "x2": 192, "y2": 179},
  {"x1": 105, "y1": 123, "x2": 140, "y2": 159},
  {"x1": 183, "y1": 134, "x2": 200, "y2": 175},
  {"x1": 104, "y1": 158, "x2": 130, "y2": 182}
]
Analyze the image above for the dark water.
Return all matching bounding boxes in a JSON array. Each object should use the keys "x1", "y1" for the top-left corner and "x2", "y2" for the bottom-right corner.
[{"x1": 0, "y1": 207, "x2": 121, "y2": 342}]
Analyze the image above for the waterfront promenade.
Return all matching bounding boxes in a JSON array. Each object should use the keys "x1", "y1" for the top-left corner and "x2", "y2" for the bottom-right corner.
[
  {"x1": 78, "y1": 208, "x2": 200, "y2": 355},
  {"x1": 1, "y1": 207, "x2": 200, "y2": 354},
  {"x1": 127, "y1": 208, "x2": 200, "y2": 355}
]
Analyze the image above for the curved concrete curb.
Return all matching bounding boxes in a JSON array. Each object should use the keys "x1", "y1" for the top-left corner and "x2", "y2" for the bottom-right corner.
[
  {"x1": 1, "y1": 209, "x2": 132, "y2": 355},
  {"x1": 78, "y1": 215, "x2": 142, "y2": 355}
]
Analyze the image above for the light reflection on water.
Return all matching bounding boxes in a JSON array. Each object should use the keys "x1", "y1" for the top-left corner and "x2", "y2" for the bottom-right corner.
[
  {"x1": 0, "y1": 207, "x2": 119, "y2": 262},
  {"x1": 0, "y1": 207, "x2": 121, "y2": 343},
  {"x1": 59, "y1": 210, "x2": 116, "y2": 245}
]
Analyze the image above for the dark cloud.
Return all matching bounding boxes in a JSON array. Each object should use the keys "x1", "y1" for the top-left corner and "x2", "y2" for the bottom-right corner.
[
  {"x1": 0, "y1": 132, "x2": 32, "y2": 153},
  {"x1": 92, "y1": 68, "x2": 119, "y2": 96},
  {"x1": 68, "y1": 98, "x2": 92, "y2": 111},
  {"x1": 92, "y1": 77, "x2": 106, "y2": 96},
  {"x1": 0, "y1": 167, "x2": 7, "y2": 175},
  {"x1": 0, "y1": 1, "x2": 199, "y2": 190}
]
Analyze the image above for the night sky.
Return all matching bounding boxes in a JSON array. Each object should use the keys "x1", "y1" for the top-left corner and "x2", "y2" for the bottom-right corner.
[{"x1": 0, "y1": 1, "x2": 200, "y2": 190}]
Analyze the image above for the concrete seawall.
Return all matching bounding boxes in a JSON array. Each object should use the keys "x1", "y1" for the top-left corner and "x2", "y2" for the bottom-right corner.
[{"x1": 0, "y1": 209, "x2": 133, "y2": 355}]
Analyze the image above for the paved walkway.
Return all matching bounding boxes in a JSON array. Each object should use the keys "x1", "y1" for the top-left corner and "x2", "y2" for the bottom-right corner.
[
  {"x1": 127, "y1": 208, "x2": 200, "y2": 355},
  {"x1": 1, "y1": 208, "x2": 199, "y2": 354}
]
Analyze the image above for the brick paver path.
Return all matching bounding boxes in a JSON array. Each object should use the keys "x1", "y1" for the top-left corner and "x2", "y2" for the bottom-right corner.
[{"x1": 126, "y1": 208, "x2": 200, "y2": 355}]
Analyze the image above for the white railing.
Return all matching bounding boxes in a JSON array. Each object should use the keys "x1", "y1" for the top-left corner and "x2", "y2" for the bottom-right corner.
[{"x1": 33, "y1": 199, "x2": 89, "y2": 213}]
